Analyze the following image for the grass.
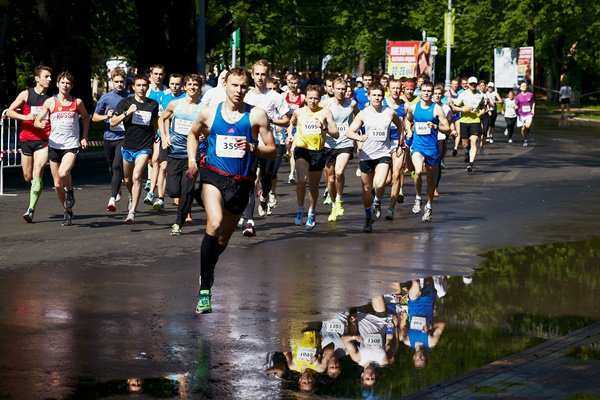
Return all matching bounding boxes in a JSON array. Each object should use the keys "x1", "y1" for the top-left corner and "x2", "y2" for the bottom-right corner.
[
  {"x1": 567, "y1": 342, "x2": 600, "y2": 361},
  {"x1": 470, "y1": 385, "x2": 501, "y2": 394},
  {"x1": 566, "y1": 394, "x2": 600, "y2": 400}
]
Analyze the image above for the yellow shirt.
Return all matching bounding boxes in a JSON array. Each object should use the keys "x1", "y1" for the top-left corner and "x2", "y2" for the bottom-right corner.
[
  {"x1": 294, "y1": 107, "x2": 328, "y2": 151},
  {"x1": 290, "y1": 330, "x2": 320, "y2": 373}
]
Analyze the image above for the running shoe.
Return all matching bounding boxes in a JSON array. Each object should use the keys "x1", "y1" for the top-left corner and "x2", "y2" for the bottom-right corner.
[
  {"x1": 266, "y1": 204, "x2": 273, "y2": 216},
  {"x1": 288, "y1": 173, "x2": 296, "y2": 184},
  {"x1": 64, "y1": 189, "x2": 75, "y2": 209},
  {"x1": 195, "y1": 289, "x2": 212, "y2": 314},
  {"x1": 305, "y1": 214, "x2": 316, "y2": 230},
  {"x1": 22, "y1": 208, "x2": 34, "y2": 223},
  {"x1": 170, "y1": 223, "x2": 182, "y2": 236},
  {"x1": 452, "y1": 148, "x2": 458, "y2": 157},
  {"x1": 466, "y1": 164, "x2": 473, "y2": 173},
  {"x1": 523, "y1": 140, "x2": 528, "y2": 147},
  {"x1": 385, "y1": 207, "x2": 394, "y2": 221},
  {"x1": 489, "y1": 137, "x2": 494, "y2": 144},
  {"x1": 242, "y1": 221, "x2": 256, "y2": 237},
  {"x1": 355, "y1": 167, "x2": 361, "y2": 177},
  {"x1": 335, "y1": 199, "x2": 345, "y2": 216},
  {"x1": 144, "y1": 191, "x2": 155, "y2": 205},
  {"x1": 323, "y1": 194, "x2": 332, "y2": 205},
  {"x1": 237, "y1": 217, "x2": 244, "y2": 229},
  {"x1": 363, "y1": 215, "x2": 373, "y2": 233},
  {"x1": 398, "y1": 193, "x2": 404, "y2": 204},
  {"x1": 106, "y1": 197, "x2": 117, "y2": 212},
  {"x1": 412, "y1": 198, "x2": 422, "y2": 214},
  {"x1": 373, "y1": 201, "x2": 382, "y2": 220},
  {"x1": 322, "y1": 188, "x2": 329, "y2": 198},
  {"x1": 294, "y1": 210, "x2": 304, "y2": 226},
  {"x1": 422, "y1": 205, "x2": 432, "y2": 222},
  {"x1": 115, "y1": 193, "x2": 121, "y2": 203},
  {"x1": 508, "y1": 139, "x2": 513, "y2": 143},
  {"x1": 328, "y1": 205, "x2": 337, "y2": 222},
  {"x1": 125, "y1": 211, "x2": 135, "y2": 224},
  {"x1": 144, "y1": 179, "x2": 151, "y2": 192},
  {"x1": 257, "y1": 197, "x2": 268, "y2": 217},
  {"x1": 62, "y1": 209, "x2": 73, "y2": 226},
  {"x1": 268, "y1": 192, "x2": 277, "y2": 208},
  {"x1": 152, "y1": 197, "x2": 164, "y2": 211},
  {"x1": 504, "y1": 128, "x2": 508, "y2": 136},
  {"x1": 440, "y1": 160, "x2": 447, "y2": 169}
]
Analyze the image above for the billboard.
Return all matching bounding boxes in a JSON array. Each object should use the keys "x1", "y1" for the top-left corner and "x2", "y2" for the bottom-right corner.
[
  {"x1": 494, "y1": 47, "x2": 534, "y2": 88},
  {"x1": 386, "y1": 41, "x2": 433, "y2": 79}
]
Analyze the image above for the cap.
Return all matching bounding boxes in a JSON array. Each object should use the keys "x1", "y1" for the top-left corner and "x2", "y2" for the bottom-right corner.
[
  {"x1": 467, "y1": 76, "x2": 478, "y2": 84},
  {"x1": 356, "y1": 77, "x2": 363, "y2": 82},
  {"x1": 488, "y1": 82, "x2": 495, "y2": 88},
  {"x1": 462, "y1": 276, "x2": 473, "y2": 285}
]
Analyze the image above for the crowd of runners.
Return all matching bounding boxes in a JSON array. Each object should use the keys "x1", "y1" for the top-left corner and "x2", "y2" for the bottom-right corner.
[{"x1": 5, "y1": 61, "x2": 536, "y2": 314}]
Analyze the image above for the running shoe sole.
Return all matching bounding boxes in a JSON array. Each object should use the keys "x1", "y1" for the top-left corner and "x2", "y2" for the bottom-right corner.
[{"x1": 22, "y1": 212, "x2": 34, "y2": 223}]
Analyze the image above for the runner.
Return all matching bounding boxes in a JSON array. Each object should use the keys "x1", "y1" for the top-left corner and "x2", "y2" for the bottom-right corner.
[
  {"x1": 240, "y1": 59, "x2": 290, "y2": 236},
  {"x1": 6, "y1": 65, "x2": 52, "y2": 222},
  {"x1": 503, "y1": 90, "x2": 518, "y2": 143},
  {"x1": 200, "y1": 69, "x2": 227, "y2": 108},
  {"x1": 515, "y1": 81, "x2": 535, "y2": 147},
  {"x1": 478, "y1": 80, "x2": 490, "y2": 152},
  {"x1": 354, "y1": 73, "x2": 373, "y2": 110},
  {"x1": 405, "y1": 82, "x2": 450, "y2": 222},
  {"x1": 431, "y1": 84, "x2": 453, "y2": 198},
  {"x1": 323, "y1": 77, "x2": 357, "y2": 222},
  {"x1": 559, "y1": 80, "x2": 573, "y2": 120},
  {"x1": 445, "y1": 78, "x2": 462, "y2": 156},
  {"x1": 485, "y1": 82, "x2": 502, "y2": 143},
  {"x1": 110, "y1": 74, "x2": 160, "y2": 224},
  {"x1": 158, "y1": 74, "x2": 203, "y2": 235},
  {"x1": 320, "y1": 76, "x2": 334, "y2": 105},
  {"x1": 92, "y1": 68, "x2": 129, "y2": 212},
  {"x1": 144, "y1": 64, "x2": 167, "y2": 206},
  {"x1": 346, "y1": 83, "x2": 403, "y2": 233},
  {"x1": 283, "y1": 72, "x2": 305, "y2": 185},
  {"x1": 287, "y1": 84, "x2": 338, "y2": 230},
  {"x1": 186, "y1": 67, "x2": 275, "y2": 314},
  {"x1": 34, "y1": 71, "x2": 89, "y2": 226},
  {"x1": 383, "y1": 78, "x2": 407, "y2": 220},
  {"x1": 451, "y1": 76, "x2": 485, "y2": 173},
  {"x1": 380, "y1": 74, "x2": 390, "y2": 97}
]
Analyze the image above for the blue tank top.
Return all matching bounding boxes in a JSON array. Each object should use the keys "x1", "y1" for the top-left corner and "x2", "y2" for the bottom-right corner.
[
  {"x1": 168, "y1": 98, "x2": 202, "y2": 159},
  {"x1": 205, "y1": 102, "x2": 256, "y2": 177},
  {"x1": 412, "y1": 102, "x2": 439, "y2": 154},
  {"x1": 384, "y1": 98, "x2": 406, "y2": 141},
  {"x1": 407, "y1": 291, "x2": 435, "y2": 349}
]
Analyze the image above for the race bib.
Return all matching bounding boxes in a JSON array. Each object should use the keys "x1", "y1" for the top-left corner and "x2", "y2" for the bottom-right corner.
[
  {"x1": 368, "y1": 127, "x2": 387, "y2": 142},
  {"x1": 415, "y1": 122, "x2": 431, "y2": 136},
  {"x1": 30, "y1": 106, "x2": 43, "y2": 117},
  {"x1": 303, "y1": 119, "x2": 322, "y2": 136},
  {"x1": 336, "y1": 123, "x2": 348, "y2": 137},
  {"x1": 215, "y1": 134, "x2": 246, "y2": 158},
  {"x1": 173, "y1": 118, "x2": 193, "y2": 135},
  {"x1": 410, "y1": 316, "x2": 427, "y2": 331},
  {"x1": 113, "y1": 122, "x2": 125, "y2": 132},
  {"x1": 297, "y1": 347, "x2": 316, "y2": 362},
  {"x1": 132, "y1": 110, "x2": 152, "y2": 126},
  {"x1": 522, "y1": 105, "x2": 531, "y2": 113},
  {"x1": 364, "y1": 333, "x2": 383, "y2": 347},
  {"x1": 324, "y1": 319, "x2": 344, "y2": 335}
]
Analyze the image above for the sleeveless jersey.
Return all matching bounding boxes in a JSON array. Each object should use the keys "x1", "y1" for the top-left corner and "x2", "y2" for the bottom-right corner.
[
  {"x1": 290, "y1": 330, "x2": 321, "y2": 373},
  {"x1": 205, "y1": 102, "x2": 256, "y2": 178},
  {"x1": 411, "y1": 101, "x2": 439, "y2": 156},
  {"x1": 325, "y1": 99, "x2": 355, "y2": 149},
  {"x1": 359, "y1": 106, "x2": 393, "y2": 161},
  {"x1": 19, "y1": 88, "x2": 50, "y2": 142},
  {"x1": 284, "y1": 92, "x2": 304, "y2": 111},
  {"x1": 407, "y1": 290, "x2": 435, "y2": 350},
  {"x1": 294, "y1": 107, "x2": 328, "y2": 151},
  {"x1": 169, "y1": 98, "x2": 202, "y2": 159},
  {"x1": 356, "y1": 312, "x2": 388, "y2": 367},
  {"x1": 384, "y1": 98, "x2": 405, "y2": 141},
  {"x1": 49, "y1": 97, "x2": 80, "y2": 149}
]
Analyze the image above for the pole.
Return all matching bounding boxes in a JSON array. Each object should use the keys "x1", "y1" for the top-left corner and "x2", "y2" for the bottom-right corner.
[
  {"x1": 195, "y1": 0, "x2": 206, "y2": 73},
  {"x1": 444, "y1": 0, "x2": 452, "y2": 89}
]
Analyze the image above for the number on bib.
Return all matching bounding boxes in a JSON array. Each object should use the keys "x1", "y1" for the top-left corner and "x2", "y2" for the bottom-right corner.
[
  {"x1": 364, "y1": 333, "x2": 383, "y2": 347},
  {"x1": 522, "y1": 105, "x2": 531, "y2": 113},
  {"x1": 132, "y1": 110, "x2": 152, "y2": 126},
  {"x1": 174, "y1": 118, "x2": 193, "y2": 135},
  {"x1": 368, "y1": 127, "x2": 387, "y2": 142},
  {"x1": 303, "y1": 119, "x2": 322, "y2": 136},
  {"x1": 216, "y1": 135, "x2": 246, "y2": 158},
  {"x1": 324, "y1": 319, "x2": 344, "y2": 335},
  {"x1": 297, "y1": 347, "x2": 316, "y2": 362},
  {"x1": 410, "y1": 316, "x2": 427, "y2": 331},
  {"x1": 415, "y1": 122, "x2": 431, "y2": 136},
  {"x1": 30, "y1": 106, "x2": 43, "y2": 117},
  {"x1": 337, "y1": 123, "x2": 348, "y2": 137}
]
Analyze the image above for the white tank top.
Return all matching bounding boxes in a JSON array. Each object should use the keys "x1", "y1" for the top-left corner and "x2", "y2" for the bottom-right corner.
[
  {"x1": 359, "y1": 106, "x2": 392, "y2": 161},
  {"x1": 357, "y1": 312, "x2": 388, "y2": 367},
  {"x1": 325, "y1": 99, "x2": 355, "y2": 149},
  {"x1": 49, "y1": 97, "x2": 80, "y2": 149}
]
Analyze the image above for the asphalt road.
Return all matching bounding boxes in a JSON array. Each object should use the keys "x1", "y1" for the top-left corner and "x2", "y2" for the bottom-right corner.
[{"x1": 1, "y1": 119, "x2": 599, "y2": 399}]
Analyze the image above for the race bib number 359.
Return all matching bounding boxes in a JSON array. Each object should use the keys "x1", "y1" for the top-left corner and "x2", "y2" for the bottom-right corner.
[{"x1": 216, "y1": 135, "x2": 246, "y2": 158}]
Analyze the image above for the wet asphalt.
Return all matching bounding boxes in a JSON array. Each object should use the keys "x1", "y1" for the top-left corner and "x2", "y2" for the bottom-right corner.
[{"x1": 1, "y1": 119, "x2": 600, "y2": 399}]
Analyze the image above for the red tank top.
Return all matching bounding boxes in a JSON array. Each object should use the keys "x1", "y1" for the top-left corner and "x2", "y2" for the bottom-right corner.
[
  {"x1": 285, "y1": 92, "x2": 304, "y2": 111},
  {"x1": 19, "y1": 88, "x2": 50, "y2": 142}
]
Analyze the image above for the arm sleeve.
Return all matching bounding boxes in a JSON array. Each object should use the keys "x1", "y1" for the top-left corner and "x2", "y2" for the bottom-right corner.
[{"x1": 94, "y1": 96, "x2": 107, "y2": 114}]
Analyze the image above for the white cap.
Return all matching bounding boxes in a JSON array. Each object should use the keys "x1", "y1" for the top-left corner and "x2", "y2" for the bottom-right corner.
[
  {"x1": 488, "y1": 82, "x2": 495, "y2": 88},
  {"x1": 467, "y1": 76, "x2": 478, "y2": 84},
  {"x1": 462, "y1": 276, "x2": 473, "y2": 285},
  {"x1": 356, "y1": 76, "x2": 363, "y2": 82}
]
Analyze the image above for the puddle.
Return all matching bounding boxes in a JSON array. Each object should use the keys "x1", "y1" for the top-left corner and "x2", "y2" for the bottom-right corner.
[{"x1": 264, "y1": 238, "x2": 600, "y2": 398}]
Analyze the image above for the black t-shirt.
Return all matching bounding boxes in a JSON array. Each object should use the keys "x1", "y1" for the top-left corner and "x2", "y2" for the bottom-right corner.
[{"x1": 114, "y1": 96, "x2": 159, "y2": 150}]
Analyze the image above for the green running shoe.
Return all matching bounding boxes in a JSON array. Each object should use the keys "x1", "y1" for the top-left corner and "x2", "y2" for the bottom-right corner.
[{"x1": 195, "y1": 289, "x2": 212, "y2": 314}]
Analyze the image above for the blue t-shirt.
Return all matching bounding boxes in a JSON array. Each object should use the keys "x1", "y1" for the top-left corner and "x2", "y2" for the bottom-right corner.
[
  {"x1": 147, "y1": 86, "x2": 166, "y2": 108},
  {"x1": 354, "y1": 87, "x2": 369, "y2": 110},
  {"x1": 161, "y1": 91, "x2": 186, "y2": 111},
  {"x1": 94, "y1": 90, "x2": 130, "y2": 141}
]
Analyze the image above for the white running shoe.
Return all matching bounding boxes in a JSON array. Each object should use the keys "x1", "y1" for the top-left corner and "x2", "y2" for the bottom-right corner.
[
  {"x1": 412, "y1": 198, "x2": 422, "y2": 214},
  {"x1": 422, "y1": 205, "x2": 432, "y2": 222}
]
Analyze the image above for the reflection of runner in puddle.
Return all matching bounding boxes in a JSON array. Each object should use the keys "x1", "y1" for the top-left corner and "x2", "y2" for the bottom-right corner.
[{"x1": 400, "y1": 277, "x2": 446, "y2": 368}]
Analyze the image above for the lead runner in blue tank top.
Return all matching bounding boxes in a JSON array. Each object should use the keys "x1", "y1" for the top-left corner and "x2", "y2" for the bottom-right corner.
[
  {"x1": 405, "y1": 82, "x2": 450, "y2": 223},
  {"x1": 186, "y1": 68, "x2": 276, "y2": 315}
]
